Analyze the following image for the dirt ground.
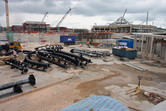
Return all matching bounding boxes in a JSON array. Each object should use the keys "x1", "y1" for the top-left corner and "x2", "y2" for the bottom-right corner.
[{"x1": 0, "y1": 42, "x2": 166, "y2": 111}]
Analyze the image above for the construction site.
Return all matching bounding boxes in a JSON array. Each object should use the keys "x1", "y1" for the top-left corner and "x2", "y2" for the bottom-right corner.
[{"x1": 0, "y1": 0, "x2": 166, "y2": 111}]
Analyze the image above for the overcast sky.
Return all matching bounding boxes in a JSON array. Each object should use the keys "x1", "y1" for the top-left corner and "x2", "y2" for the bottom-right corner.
[{"x1": 0, "y1": 0, "x2": 166, "y2": 29}]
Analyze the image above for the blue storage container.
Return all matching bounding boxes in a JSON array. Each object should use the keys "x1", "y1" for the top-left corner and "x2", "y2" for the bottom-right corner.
[
  {"x1": 60, "y1": 36, "x2": 75, "y2": 43},
  {"x1": 118, "y1": 40, "x2": 134, "y2": 48},
  {"x1": 112, "y1": 47, "x2": 137, "y2": 59},
  {"x1": 113, "y1": 48, "x2": 120, "y2": 56},
  {"x1": 120, "y1": 50, "x2": 126, "y2": 57},
  {"x1": 126, "y1": 50, "x2": 137, "y2": 59}
]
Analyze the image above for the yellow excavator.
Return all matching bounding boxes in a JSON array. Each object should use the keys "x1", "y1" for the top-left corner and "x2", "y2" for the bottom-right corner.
[{"x1": 0, "y1": 41, "x2": 22, "y2": 55}]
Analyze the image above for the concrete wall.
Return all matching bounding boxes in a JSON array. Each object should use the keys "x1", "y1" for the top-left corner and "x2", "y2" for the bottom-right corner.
[
  {"x1": 111, "y1": 33, "x2": 127, "y2": 39},
  {"x1": 0, "y1": 33, "x2": 60, "y2": 42},
  {"x1": 156, "y1": 43, "x2": 161, "y2": 54},
  {"x1": 0, "y1": 33, "x2": 6, "y2": 40}
]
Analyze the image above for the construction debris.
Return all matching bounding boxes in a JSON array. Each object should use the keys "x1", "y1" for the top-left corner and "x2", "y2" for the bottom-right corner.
[{"x1": 143, "y1": 91, "x2": 165, "y2": 105}]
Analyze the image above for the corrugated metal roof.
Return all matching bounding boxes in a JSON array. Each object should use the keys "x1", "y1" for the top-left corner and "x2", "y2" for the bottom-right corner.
[{"x1": 60, "y1": 96, "x2": 129, "y2": 111}]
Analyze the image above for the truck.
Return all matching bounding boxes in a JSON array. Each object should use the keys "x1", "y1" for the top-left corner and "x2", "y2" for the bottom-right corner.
[{"x1": 0, "y1": 40, "x2": 22, "y2": 55}]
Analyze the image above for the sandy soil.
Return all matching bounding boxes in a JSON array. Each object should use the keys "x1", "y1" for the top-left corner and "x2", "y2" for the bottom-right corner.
[{"x1": 0, "y1": 42, "x2": 166, "y2": 111}]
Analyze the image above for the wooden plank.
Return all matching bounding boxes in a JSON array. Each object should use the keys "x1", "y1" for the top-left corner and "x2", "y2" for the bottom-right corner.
[{"x1": 0, "y1": 56, "x2": 11, "y2": 60}]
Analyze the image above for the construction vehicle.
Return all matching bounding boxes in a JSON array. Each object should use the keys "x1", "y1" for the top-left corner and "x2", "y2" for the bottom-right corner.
[{"x1": 0, "y1": 40, "x2": 22, "y2": 55}]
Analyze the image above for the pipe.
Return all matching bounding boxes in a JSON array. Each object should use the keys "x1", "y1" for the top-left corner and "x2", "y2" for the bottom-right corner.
[
  {"x1": 0, "y1": 74, "x2": 36, "y2": 92},
  {"x1": 70, "y1": 49, "x2": 100, "y2": 57},
  {"x1": 70, "y1": 49, "x2": 110, "y2": 57}
]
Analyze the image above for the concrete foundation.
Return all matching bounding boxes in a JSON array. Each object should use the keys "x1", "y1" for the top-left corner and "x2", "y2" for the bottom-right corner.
[{"x1": 134, "y1": 33, "x2": 166, "y2": 62}]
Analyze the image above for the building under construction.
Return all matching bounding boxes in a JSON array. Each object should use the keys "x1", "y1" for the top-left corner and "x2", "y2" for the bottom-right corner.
[
  {"x1": 23, "y1": 21, "x2": 50, "y2": 33},
  {"x1": 92, "y1": 17, "x2": 157, "y2": 33},
  {"x1": 12, "y1": 25, "x2": 23, "y2": 33}
]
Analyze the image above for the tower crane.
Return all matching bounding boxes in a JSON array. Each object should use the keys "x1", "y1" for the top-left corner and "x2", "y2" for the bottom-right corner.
[
  {"x1": 56, "y1": 8, "x2": 72, "y2": 31},
  {"x1": 41, "y1": 12, "x2": 48, "y2": 22}
]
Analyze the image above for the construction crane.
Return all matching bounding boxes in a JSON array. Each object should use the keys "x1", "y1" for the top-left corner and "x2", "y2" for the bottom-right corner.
[
  {"x1": 122, "y1": 9, "x2": 127, "y2": 19},
  {"x1": 121, "y1": 9, "x2": 127, "y2": 24},
  {"x1": 146, "y1": 11, "x2": 149, "y2": 25},
  {"x1": 41, "y1": 12, "x2": 48, "y2": 22},
  {"x1": 56, "y1": 8, "x2": 72, "y2": 31},
  {"x1": 4, "y1": 0, "x2": 10, "y2": 31}
]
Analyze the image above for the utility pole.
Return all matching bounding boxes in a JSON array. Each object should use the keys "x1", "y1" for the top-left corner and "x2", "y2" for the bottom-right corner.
[
  {"x1": 146, "y1": 11, "x2": 149, "y2": 25},
  {"x1": 4, "y1": 0, "x2": 10, "y2": 32}
]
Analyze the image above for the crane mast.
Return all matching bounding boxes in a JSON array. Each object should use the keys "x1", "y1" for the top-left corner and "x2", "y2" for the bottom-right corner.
[
  {"x1": 56, "y1": 8, "x2": 72, "y2": 31},
  {"x1": 146, "y1": 11, "x2": 149, "y2": 25},
  {"x1": 122, "y1": 9, "x2": 127, "y2": 18},
  {"x1": 41, "y1": 12, "x2": 48, "y2": 22},
  {"x1": 4, "y1": 0, "x2": 10, "y2": 31}
]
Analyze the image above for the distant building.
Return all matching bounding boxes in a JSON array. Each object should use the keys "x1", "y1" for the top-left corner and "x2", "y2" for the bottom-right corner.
[
  {"x1": 50, "y1": 27, "x2": 73, "y2": 32},
  {"x1": 12, "y1": 25, "x2": 23, "y2": 33},
  {"x1": 92, "y1": 17, "x2": 157, "y2": 33},
  {"x1": 73, "y1": 29, "x2": 89, "y2": 34},
  {"x1": 157, "y1": 27, "x2": 166, "y2": 32},
  {"x1": 23, "y1": 21, "x2": 50, "y2": 33}
]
